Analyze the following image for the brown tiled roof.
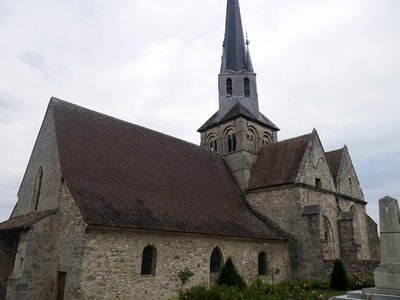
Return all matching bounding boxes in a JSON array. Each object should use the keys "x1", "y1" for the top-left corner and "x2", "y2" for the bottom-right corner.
[
  {"x1": 326, "y1": 148, "x2": 344, "y2": 181},
  {"x1": 248, "y1": 134, "x2": 311, "y2": 190},
  {"x1": 0, "y1": 210, "x2": 56, "y2": 232},
  {"x1": 51, "y1": 98, "x2": 284, "y2": 240}
]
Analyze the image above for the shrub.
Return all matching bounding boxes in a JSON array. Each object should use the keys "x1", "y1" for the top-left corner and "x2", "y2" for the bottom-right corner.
[
  {"x1": 330, "y1": 259, "x2": 349, "y2": 291},
  {"x1": 179, "y1": 285, "x2": 209, "y2": 300},
  {"x1": 350, "y1": 272, "x2": 374, "y2": 289},
  {"x1": 178, "y1": 267, "x2": 195, "y2": 299},
  {"x1": 217, "y1": 257, "x2": 246, "y2": 290},
  {"x1": 309, "y1": 279, "x2": 329, "y2": 290}
]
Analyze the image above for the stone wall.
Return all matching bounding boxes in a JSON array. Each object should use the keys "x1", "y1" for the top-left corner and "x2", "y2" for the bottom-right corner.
[
  {"x1": 199, "y1": 117, "x2": 278, "y2": 189},
  {"x1": 0, "y1": 233, "x2": 16, "y2": 300},
  {"x1": 78, "y1": 229, "x2": 289, "y2": 300},
  {"x1": 54, "y1": 184, "x2": 87, "y2": 300},
  {"x1": 247, "y1": 186, "x2": 328, "y2": 278},
  {"x1": 321, "y1": 260, "x2": 379, "y2": 278},
  {"x1": 5, "y1": 184, "x2": 88, "y2": 300},
  {"x1": 12, "y1": 106, "x2": 62, "y2": 217},
  {"x1": 366, "y1": 215, "x2": 380, "y2": 261},
  {"x1": 335, "y1": 146, "x2": 364, "y2": 201},
  {"x1": 6, "y1": 215, "x2": 57, "y2": 300}
]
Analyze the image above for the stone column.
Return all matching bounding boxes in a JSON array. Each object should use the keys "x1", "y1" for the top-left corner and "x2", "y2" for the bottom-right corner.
[{"x1": 373, "y1": 196, "x2": 400, "y2": 293}]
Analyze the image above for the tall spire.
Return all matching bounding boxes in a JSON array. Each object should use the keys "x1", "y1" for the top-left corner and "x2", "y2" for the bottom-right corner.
[
  {"x1": 222, "y1": 0, "x2": 249, "y2": 72},
  {"x1": 198, "y1": 0, "x2": 279, "y2": 134}
]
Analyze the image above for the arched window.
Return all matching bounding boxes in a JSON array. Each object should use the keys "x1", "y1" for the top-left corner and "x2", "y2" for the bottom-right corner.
[
  {"x1": 210, "y1": 247, "x2": 223, "y2": 274},
  {"x1": 141, "y1": 246, "x2": 157, "y2": 276},
  {"x1": 323, "y1": 216, "x2": 336, "y2": 260},
  {"x1": 33, "y1": 167, "x2": 43, "y2": 211},
  {"x1": 227, "y1": 134, "x2": 237, "y2": 153},
  {"x1": 226, "y1": 78, "x2": 233, "y2": 96},
  {"x1": 244, "y1": 78, "x2": 250, "y2": 96},
  {"x1": 209, "y1": 140, "x2": 218, "y2": 152},
  {"x1": 258, "y1": 251, "x2": 267, "y2": 275}
]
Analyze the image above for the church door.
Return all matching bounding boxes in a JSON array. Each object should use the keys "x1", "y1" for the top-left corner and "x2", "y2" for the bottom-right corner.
[{"x1": 56, "y1": 272, "x2": 67, "y2": 300}]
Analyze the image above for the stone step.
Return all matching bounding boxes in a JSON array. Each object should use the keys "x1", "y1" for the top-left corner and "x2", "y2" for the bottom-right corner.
[{"x1": 335, "y1": 290, "x2": 400, "y2": 300}]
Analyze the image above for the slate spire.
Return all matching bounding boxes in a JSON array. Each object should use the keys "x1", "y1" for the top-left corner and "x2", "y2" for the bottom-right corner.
[
  {"x1": 221, "y1": 0, "x2": 251, "y2": 72},
  {"x1": 198, "y1": 0, "x2": 279, "y2": 134}
]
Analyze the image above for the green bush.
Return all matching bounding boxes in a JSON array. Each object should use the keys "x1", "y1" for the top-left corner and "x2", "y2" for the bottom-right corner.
[
  {"x1": 330, "y1": 259, "x2": 349, "y2": 291},
  {"x1": 350, "y1": 272, "x2": 374, "y2": 289},
  {"x1": 180, "y1": 285, "x2": 244, "y2": 300},
  {"x1": 217, "y1": 257, "x2": 246, "y2": 290},
  {"x1": 179, "y1": 278, "x2": 335, "y2": 300}
]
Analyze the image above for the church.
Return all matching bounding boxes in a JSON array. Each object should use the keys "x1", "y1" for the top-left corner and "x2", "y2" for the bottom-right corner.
[{"x1": 0, "y1": 1, "x2": 380, "y2": 299}]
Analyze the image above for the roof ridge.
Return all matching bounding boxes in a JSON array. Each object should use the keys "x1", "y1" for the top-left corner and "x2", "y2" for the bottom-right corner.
[
  {"x1": 273, "y1": 132, "x2": 312, "y2": 144},
  {"x1": 50, "y1": 97, "x2": 214, "y2": 156},
  {"x1": 325, "y1": 147, "x2": 344, "y2": 155}
]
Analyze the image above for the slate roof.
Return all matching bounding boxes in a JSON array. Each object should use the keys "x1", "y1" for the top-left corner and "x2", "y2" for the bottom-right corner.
[
  {"x1": 0, "y1": 209, "x2": 56, "y2": 232},
  {"x1": 223, "y1": 0, "x2": 248, "y2": 72},
  {"x1": 51, "y1": 98, "x2": 285, "y2": 241},
  {"x1": 248, "y1": 134, "x2": 311, "y2": 190},
  {"x1": 326, "y1": 148, "x2": 344, "y2": 181},
  {"x1": 198, "y1": 104, "x2": 279, "y2": 132}
]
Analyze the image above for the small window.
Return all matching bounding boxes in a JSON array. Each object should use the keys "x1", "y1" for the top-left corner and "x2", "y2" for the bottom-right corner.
[
  {"x1": 315, "y1": 178, "x2": 322, "y2": 188},
  {"x1": 232, "y1": 134, "x2": 236, "y2": 151},
  {"x1": 210, "y1": 247, "x2": 223, "y2": 274},
  {"x1": 33, "y1": 167, "x2": 44, "y2": 211},
  {"x1": 226, "y1": 78, "x2": 233, "y2": 96},
  {"x1": 258, "y1": 252, "x2": 267, "y2": 276},
  {"x1": 141, "y1": 246, "x2": 157, "y2": 276},
  {"x1": 228, "y1": 135, "x2": 232, "y2": 153},
  {"x1": 244, "y1": 78, "x2": 250, "y2": 96},
  {"x1": 349, "y1": 178, "x2": 352, "y2": 186}
]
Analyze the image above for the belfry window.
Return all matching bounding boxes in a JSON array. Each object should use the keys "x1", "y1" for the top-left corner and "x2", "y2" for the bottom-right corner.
[
  {"x1": 141, "y1": 246, "x2": 157, "y2": 276},
  {"x1": 227, "y1": 134, "x2": 237, "y2": 153},
  {"x1": 244, "y1": 78, "x2": 250, "y2": 96},
  {"x1": 226, "y1": 78, "x2": 233, "y2": 96},
  {"x1": 258, "y1": 252, "x2": 267, "y2": 276},
  {"x1": 210, "y1": 140, "x2": 218, "y2": 152}
]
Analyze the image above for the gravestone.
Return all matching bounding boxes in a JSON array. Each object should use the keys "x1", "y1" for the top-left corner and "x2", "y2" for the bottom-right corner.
[
  {"x1": 364, "y1": 196, "x2": 400, "y2": 298},
  {"x1": 336, "y1": 196, "x2": 400, "y2": 300}
]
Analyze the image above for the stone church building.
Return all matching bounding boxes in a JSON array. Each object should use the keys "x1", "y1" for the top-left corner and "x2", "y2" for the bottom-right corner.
[{"x1": 0, "y1": 1, "x2": 380, "y2": 299}]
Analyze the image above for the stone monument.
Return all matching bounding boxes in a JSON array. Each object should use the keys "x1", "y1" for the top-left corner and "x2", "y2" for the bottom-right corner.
[
  {"x1": 364, "y1": 196, "x2": 400, "y2": 298},
  {"x1": 337, "y1": 196, "x2": 400, "y2": 299}
]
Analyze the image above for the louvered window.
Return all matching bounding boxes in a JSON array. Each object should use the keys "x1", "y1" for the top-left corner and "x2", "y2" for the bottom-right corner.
[
  {"x1": 244, "y1": 78, "x2": 250, "y2": 96},
  {"x1": 226, "y1": 78, "x2": 233, "y2": 96}
]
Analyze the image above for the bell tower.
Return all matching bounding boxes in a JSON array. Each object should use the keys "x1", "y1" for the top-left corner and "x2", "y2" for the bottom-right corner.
[{"x1": 198, "y1": 0, "x2": 279, "y2": 189}]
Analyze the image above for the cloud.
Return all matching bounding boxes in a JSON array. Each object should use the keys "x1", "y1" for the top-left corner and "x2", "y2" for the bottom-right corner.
[{"x1": 0, "y1": 0, "x2": 399, "y2": 224}]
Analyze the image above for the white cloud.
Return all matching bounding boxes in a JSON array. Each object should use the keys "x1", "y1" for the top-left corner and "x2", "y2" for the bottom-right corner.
[{"x1": 0, "y1": 0, "x2": 399, "y2": 224}]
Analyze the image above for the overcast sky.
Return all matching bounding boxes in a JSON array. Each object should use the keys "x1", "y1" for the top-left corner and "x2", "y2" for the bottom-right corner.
[{"x1": 0, "y1": 0, "x2": 399, "y2": 224}]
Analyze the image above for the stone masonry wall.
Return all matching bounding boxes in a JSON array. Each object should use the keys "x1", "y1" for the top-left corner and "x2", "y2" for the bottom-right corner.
[
  {"x1": 0, "y1": 233, "x2": 16, "y2": 300},
  {"x1": 366, "y1": 215, "x2": 380, "y2": 261},
  {"x1": 54, "y1": 184, "x2": 87, "y2": 300},
  {"x1": 200, "y1": 117, "x2": 277, "y2": 189},
  {"x1": 335, "y1": 147, "x2": 364, "y2": 201},
  {"x1": 6, "y1": 215, "x2": 57, "y2": 300},
  {"x1": 12, "y1": 107, "x2": 62, "y2": 217},
  {"x1": 247, "y1": 186, "x2": 327, "y2": 278},
  {"x1": 79, "y1": 229, "x2": 289, "y2": 300}
]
